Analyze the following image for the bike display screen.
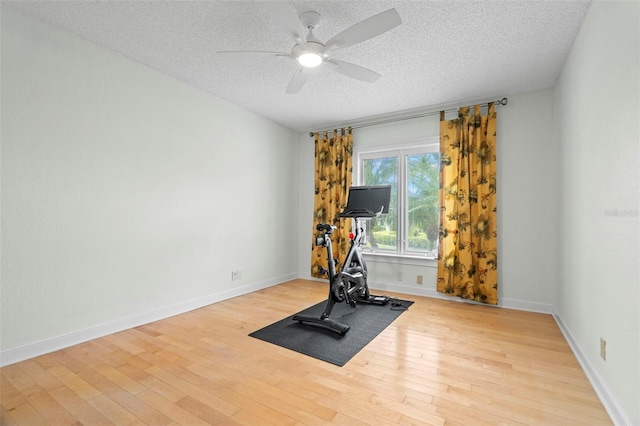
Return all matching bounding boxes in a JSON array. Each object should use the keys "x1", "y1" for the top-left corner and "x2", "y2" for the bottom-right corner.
[{"x1": 341, "y1": 185, "x2": 391, "y2": 217}]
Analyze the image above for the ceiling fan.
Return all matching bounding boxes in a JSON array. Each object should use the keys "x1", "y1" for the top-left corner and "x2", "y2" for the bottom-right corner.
[{"x1": 217, "y1": 3, "x2": 402, "y2": 94}]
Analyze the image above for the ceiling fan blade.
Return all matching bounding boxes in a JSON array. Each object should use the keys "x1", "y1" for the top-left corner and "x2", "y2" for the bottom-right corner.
[
  {"x1": 286, "y1": 67, "x2": 309, "y2": 94},
  {"x1": 325, "y1": 8, "x2": 401, "y2": 51},
  {"x1": 267, "y1": 1, "x2": 307, "y2": 44},
  {"x1": 217, "y1": 51, "x2": 290, "y2": 59},
  {"x1": 324, "y1": 59, "x2": 381, "y2": 83}
]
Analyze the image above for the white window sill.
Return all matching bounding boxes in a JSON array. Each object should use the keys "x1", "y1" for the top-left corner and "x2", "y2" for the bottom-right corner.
[{"x1": 362, "y1": 251, "x2": 437, "y2": 267}]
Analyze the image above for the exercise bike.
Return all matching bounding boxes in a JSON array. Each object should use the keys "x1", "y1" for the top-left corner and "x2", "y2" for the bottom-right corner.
[{"x1": 293, "y1": 185, "x2": 392, "y2": 335}]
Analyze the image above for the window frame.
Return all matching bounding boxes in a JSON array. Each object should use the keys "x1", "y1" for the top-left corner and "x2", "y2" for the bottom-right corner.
[{"x1": 354, "y1": 137, "x2": 440, "y2": 260}]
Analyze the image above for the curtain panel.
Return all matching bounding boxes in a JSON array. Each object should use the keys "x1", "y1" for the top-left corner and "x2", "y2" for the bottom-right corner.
[
  {"x1": 437, "y1": 104, "x2": 498, "y2": 304},
  {"x1": 310, "y1": 129, "x2": 354, "y2": 279}
]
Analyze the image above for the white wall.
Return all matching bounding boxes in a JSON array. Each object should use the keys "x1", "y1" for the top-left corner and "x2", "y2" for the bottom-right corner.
[
  {"x1": 1, "y1": 6, "x2": 298, "y2": 363},
  {"x1": 297, "y1": 89, "x2": 560, "y2": 313},
  {"x1": 554, "y1": 1, "x2": 639, "y2": 424}
]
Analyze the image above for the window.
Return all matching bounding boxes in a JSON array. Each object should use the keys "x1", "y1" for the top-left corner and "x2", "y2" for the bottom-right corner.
[{"x1": 356, "y1": 139, "x2": 439, "y2": 258}]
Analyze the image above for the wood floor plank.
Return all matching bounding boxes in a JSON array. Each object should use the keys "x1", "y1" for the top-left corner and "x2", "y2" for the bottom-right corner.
[
  {"x1": 1, "y1": 401, "x2": 49, "y2": 426},
  {"x1": 88, "y1": 394, "x2": 139, "y2": 425},
  {"x1": 0, "y1": 404, "x2": 19, "y2": 426},
  {"x1": 229, "y1": 379, "x2": 332, "y2": 424},
  {"x1": 47, "y1": 386, "x2": 114, "y2": 425},
  {"x1": 88, "y1": 377, "x2": 172, "y2": 426},
  {"x1": 22, "y1": 389, "x2": 78, "y2": 425},
  {"x1": 144, "y1": 365, "x2": 240, "y2": 418},
  {"x1": 0, "y1": 279, "x2": 612, "y2": 425},
  {"x1": 431, "y1": 395, "x2": 528, "y2": 426},
  {"x1": 0, "y1": 374, "x2": 35, "y2": 421},
  {"x1": 137, "y1": 389, "x2": 210, "y2": 426},
  {"x1": 56, "y1": 369, "x2": 103, "y2": 400},
  {"x1": 175, "y1": 395, "x2": 240, "y2": 425},
  {"x1": 16, "y1": 361, "x2": 63, "y2": 392},
  {"x1": 139, "y1": 375, "x2": 186, "y2": 403}
]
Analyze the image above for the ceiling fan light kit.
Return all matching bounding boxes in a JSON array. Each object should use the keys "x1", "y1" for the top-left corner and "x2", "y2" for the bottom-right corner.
[
  {"x1": 298, "y1": 52, "x2": 323, "y2": 67},
  {"x1": 218, "y1": 4, "x2": 402, "y2": 93},
  {"x1": 293, "y1": 39, "x2": 324, "y2": 68}
]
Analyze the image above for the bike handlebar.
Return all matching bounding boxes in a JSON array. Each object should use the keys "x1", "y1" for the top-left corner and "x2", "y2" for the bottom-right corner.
[{"x1": 316, "y1": 223, "x2": 336, "y2": 233}]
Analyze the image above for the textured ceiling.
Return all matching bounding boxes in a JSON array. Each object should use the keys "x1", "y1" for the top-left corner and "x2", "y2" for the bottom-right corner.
[{"x1": 6, "y1": 1, "x2": 590, "y2": 131}]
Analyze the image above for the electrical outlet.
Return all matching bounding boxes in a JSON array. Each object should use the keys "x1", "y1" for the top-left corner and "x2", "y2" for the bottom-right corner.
[
  {"x1": 416, "y1": 275, "x2": 423, "y2": 285},
  {"x1": 600, "y1": 338, "x2": 606, "y2": 361},
  {"x1": 397, "y1": 272, "x2": 404, "y2": 281}
]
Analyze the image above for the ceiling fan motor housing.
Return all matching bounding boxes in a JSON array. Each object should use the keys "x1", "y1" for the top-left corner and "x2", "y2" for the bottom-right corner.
[
  {"x1": 293, "y1": 40, "x2": 324, "y2": 57},
  {"x1": 299, "y1": 11, "x2": 322, "y2": 30}
]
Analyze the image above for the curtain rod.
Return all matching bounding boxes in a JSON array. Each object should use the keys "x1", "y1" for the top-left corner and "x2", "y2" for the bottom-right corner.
[{"x1": 308, "y1": 97, "x2": 508, "y2": 137}]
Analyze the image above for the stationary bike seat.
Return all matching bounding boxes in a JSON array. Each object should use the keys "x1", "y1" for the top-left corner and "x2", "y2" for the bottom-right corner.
[{"x1": 344, "y1": 266, "x2": 363, "y2": 275}]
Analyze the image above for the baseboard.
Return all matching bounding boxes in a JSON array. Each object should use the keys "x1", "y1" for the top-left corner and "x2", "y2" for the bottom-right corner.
[
  {"x1": 368, "y1": 281, "x2": 555, "y2": 314},
  {"x1": 553, "y1": 312, "x2": 630, "y2": 426},
  {"x1": 0, "y1": 273, "x2": 296, "y2": 367}
]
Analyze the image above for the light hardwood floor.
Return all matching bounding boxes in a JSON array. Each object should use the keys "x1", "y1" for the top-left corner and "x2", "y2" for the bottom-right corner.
[{"x1": 1, "y1": 279, "x2": 611, "y2": 425}]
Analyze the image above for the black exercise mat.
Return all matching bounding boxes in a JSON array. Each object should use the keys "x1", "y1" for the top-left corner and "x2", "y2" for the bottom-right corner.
[{"x1": 249, "y1": 298, "x2": 413, "y2": 366}]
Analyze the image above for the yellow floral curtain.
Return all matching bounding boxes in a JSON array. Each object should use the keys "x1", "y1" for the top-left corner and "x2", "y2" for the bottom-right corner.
[
  {"x1": 311, "y1": 129, "x2": 353, "y2": 279},
  {"x1": 437, "y1": 104, "x2": 498, "y2": 304}
]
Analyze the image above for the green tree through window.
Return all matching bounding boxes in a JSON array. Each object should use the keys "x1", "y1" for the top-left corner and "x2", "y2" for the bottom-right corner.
[
  {"x1": 407, "y1": 153, "x2": 439, "y2": 252},
  {"x1": 363, "y1": 156, "x2": 397, "y2": 251},
  {"x1": 358, "y1": 142, "x2": 439, "y2": 257}
]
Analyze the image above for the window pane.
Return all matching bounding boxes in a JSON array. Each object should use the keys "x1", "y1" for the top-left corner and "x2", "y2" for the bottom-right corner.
[
  {"x1": 407, "y1": 153, "x2": 439, "y2": 254},
  {"x1": 362, "y1": 157, "x2": 397, "y2": 252}
]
